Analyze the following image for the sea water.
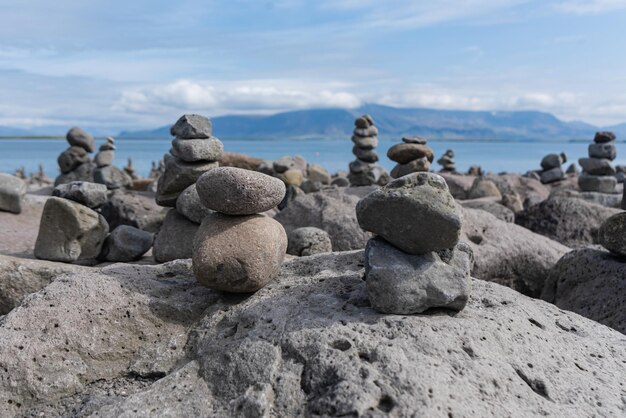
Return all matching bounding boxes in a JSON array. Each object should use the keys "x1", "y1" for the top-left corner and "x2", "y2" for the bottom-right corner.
[{"x1": 0, "y1": 137, "x2": 623, "y2": 178}]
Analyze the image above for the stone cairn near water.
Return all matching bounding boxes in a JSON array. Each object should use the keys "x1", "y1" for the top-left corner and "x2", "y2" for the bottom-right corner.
[
  {"x1": 93, "y1": 136, "x2": 132, "y2": 190},
  {"x1": 55, "y1": 127, "x2": 96, "y2": 186},
  {"x1": 387, "y1": 136, "x2": 434, "y2": 178},
  {"x1": 153, "y1": 114, "x2": 224, "y2": 262},
  {"x1": 437, "y1": 149, "x2": 457, "y2": 173},
  {"x1": 578, "y1": 131, "x2": 618, "y2": 193},
  {"x1": 348, "y1": 115, "x2": 389, "y2": 186},
  {"x1": 356, "y1": 172, "x2": 473, "y2": 314},
  {"x1": 538, "y1": 152, "x2": 567, "y2": 184},
  {"x1": 193, "y1": 167, "x2": 287, "y2": 292}
]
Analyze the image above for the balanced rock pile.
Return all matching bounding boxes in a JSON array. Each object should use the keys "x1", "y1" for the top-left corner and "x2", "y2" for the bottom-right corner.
[
  {"x1": 55, "y1": 127, "x2": 96, "y2": 186},
  {"x1": 348, "y1": 115, "x2": 389, "y2": 186},
  {"x1": 578, "y1": 131, "x2": 618, "y2": 193},
  {"x1": 538, "y1": 152, "x2": 567, "y2": 184},
  {"x1": 387, "y1": 136, "x2": 434, "y2": 178},
  {"x1": 193, "y1": 167, "x2": 287, "y2": 292},
  {"x1": 93, "y1": 136, "x2": 132, "y2": 190},
  {"x1": 153, "y1": 114, "x2": 224, "y2": 262},
  {"x1": 356, "y1": 172, "x2": 473, "y2": 314},
  {"x1": 437, "y1": 149, "x2": 457, "y2": 173}
]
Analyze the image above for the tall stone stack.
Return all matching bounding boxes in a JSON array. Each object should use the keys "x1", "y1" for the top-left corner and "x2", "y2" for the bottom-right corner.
[
  {"x1": 356, "y1": 172, "x2": 473, "y2": 314},
  {"x1": 153, "y1": 114, "x2": 224, "y2": 263},
  {"x1": 387, "y1": 136, "x2": 434, "y2": 178},
  {"x1": 55, "y1": 127, "x2": 96, "y2": 186},
  {"x1": 193, "y1": 167, "x2": 287, "y2": 292},
  {"x1": 437, "y1": 149, "x2": 457, "y2": 173},
  {"x1": 348, "y1": 115, "x2": 388, "y2": 186},
  {"x1": 578, "y1": 131, "x2": 618, "y2": 194}
]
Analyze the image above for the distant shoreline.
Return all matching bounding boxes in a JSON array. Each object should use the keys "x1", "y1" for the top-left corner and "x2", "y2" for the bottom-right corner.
[{"x1": 0, "y1": 136, "x2": 64, "y2": 140}]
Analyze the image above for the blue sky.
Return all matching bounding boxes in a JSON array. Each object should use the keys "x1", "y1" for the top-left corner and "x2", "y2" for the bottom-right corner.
[{"x1": 1, "y1": 0, "x2": 626, "y2": 130}]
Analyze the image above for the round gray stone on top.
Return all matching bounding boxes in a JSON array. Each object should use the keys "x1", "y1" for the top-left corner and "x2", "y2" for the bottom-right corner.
[
  {"x1": 53, "y1": 181, "x2": 108, "y2": 209},
  {"x1": 196, "y1": 167, "x2": 286, "y2": 215},
  {"x1": 171, "y1": 137, "x2": 223, "y2": 162},
  {"x1": 594, "y1": 131, "x2": 616, "y2": 143},
  {"x1": 356, "y1": 172, "x2": 462, "y2": 255},
  {"x1": 66, "y1": 127, "x2": 95, "y2": 153},
  {"x1": 170, "y1": 114, "x2": 212, "y2": 139}
]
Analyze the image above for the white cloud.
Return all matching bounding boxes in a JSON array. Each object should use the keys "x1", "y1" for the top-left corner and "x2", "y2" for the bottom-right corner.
[{"x1": 554, "y1": 0, "x2": 626, "y2": 14}]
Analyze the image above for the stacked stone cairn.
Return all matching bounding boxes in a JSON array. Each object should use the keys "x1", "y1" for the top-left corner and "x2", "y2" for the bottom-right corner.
[
  {"x1": 192, "y1": 167, "x2": 288, "y2": 292},
  {"x1": 437, "y1": 149, "x2": 457, "y2": 173},
  {"x1": 387, "y1": 136, "x2": 434, "y2": 178},
  {"x1": 578, "y1": 131, "x2": 618, "y2": 193},
  {"x1": 355, "y1": 172, "x2": 473, "y2": 314},
  {"x1": 349, "y1": 115, "x2": 389, "y2": 186},
  {"x1": 55, "y1": 127, "x2": 96, "y2": 186},
  {"x1": 153, "y1": 114, "x2": 224, "y2": 262},
  {"x1": 538, "y1": 152, "x2": 567, "y2": 184},
  {"x1": 93, "y1": 136, "x2": 133, "y2": 190}
]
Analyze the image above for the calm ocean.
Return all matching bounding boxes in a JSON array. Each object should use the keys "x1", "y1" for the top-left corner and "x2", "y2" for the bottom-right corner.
[{"x1": 0, "y1": 137, "x2": 622, "y2": 178}]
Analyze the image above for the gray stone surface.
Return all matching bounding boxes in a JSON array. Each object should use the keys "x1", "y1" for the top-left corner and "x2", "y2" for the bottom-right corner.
[
  {"x1": 387, "y1": 143, "x2": 434, "y2": 164},
  {"x1": 58, "y1": 146, "x2": 90, "y2": 174},
  {"x1": 196, "y1": 167, "x2": 286, "y2": 215},
  {"x1": 171, "y1": 137, "x2": 224, "y2": 162},
  {"x1": 54, "y1": 162, "x2": 96, "y2": 186},
  {"x1": 351, "y1": 135, "x2": 378, "y2": 149},
  {"x1": 460, "y1": 197, "x2": 515, "y2": 222},
  {"x1": 578, "y1": 173, "x2": 617, "y2": 193},
  {"x1": 550, "y1": 189, "x2": 622, "y2": 208},
  {"x1": 100, "y1": 190, "x2": 167, "y2": 233},
  {"x1": 66, "y1": 126, "x2": 95, "y2": 152},
  {"x1": 579, "y1": 157, "x2": 615, "y2": 175},
  {"x1": 516, "y1": 197, "x2": 620, "y2": 247},
  {"x1": 175, "y1": 183, "x2": 213, "y2": 224},
  {"x1": 274, "y1": 187, "x2": 374, "y2": 251},
  {"x1": 156, "y1": 154, "x2": 217, "y2": 207},
  {"x1": 306, "y1": 164, "x2": 331, "y2": 184},
  {"x1": 365, "y1": 238, "x2": 472, "y2": 314},
  {"x1": 95, "y1": 150, "x2": 114, "y2": 167},
  {"x1": 0, "y1": 252, "x2": 624, "y2": 417},
  {"x1": 484, "y1": 173, "x2": 549, "y2": 209},
  {"x1": 93, "y1": 165, "x2": 133, "y2": 190},
  {"x1": 34, "y1": 197, "x2": 109, "y2": 262},
  {"x1": 542, "y1": 248, "x2": 625, "y2": 334},
  {"x1": 170, "y1": 114, "x2": 212, "y2": 139},
  {"x1": 100, "y1": 225, "x2": 153, "y2": 262},
  {"x1": 287, "y1": 226, "x2": 332, "y2": 256},
  {"x1": 352, "y1": 146, "x2": 379, "y2": 163},
  {"x1": 153, "y1": 209, "x2": 198, "y2": 263},
  {"x1": 402, "y1": 135, "x2": 427, "y2": 144},
  {"x1": 52, "y1": 181, "x2": 108, "y2": 209},
  {"x1": 540, "y1": 167, "x2": 564, "y2": 184},
  {"x1": 589, "y1": 142, "x2": 616, "y2": 160},
  {"x1": 598, "y1": 212, "x2": 626, "y2": 256},
  {"x1": 353, "y1": 126, "x2": 378, "y2": 137},
  {"x1": 390, "y1": 157, "x2": 430, "y2": 178},
  {"x1": 468, "y1": 178, "x2": 502, "y2": 200},
  {"x1": 438, "y1": 172, "x2": 475, "y2": 200},
  {"x1": 193, "y1": 213, "x2": 287, "y2": 292},
  {"x1": 356, "y1": 172, "x2": 461, "y2": 254},
  {"x1": 540, "y1": 153, "x2": 565, "y2": 170},
  {"x1": 0, "y1": 173, "x2": 27, "y2": 214}
]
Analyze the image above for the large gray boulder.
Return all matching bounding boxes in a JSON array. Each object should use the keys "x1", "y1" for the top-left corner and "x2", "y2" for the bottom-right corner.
[
  {"x1": 516, "y1": 197, "x2": 620, "y2": 247},
  {"x1": 460, "y1": 206, "x2": 570, "y2": 297},
  {"x1": 542, "y1": 248, "x2": 625, "y2": 334},
  {"x1": 34, "y1": 197, "x2": 109, "y2": 262},
  {"x1": 274, "y1": 187, "x2": 373, "y2": 251},
  {"x1": 0, "y1": 252, "x2": 623, "y2": 417},
  {"x1": 100, "y1": 190, "x2": 167, "y2": 233},
  {"x1": 152, "y1": 209, "x2": 199, "y2": 263},
  {"x1": 0, "y1": 173, "x2": 27, "y2": 214}
]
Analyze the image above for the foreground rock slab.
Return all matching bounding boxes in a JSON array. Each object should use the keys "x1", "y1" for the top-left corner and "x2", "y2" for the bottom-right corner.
[{"x1": 0, "y1": 252, "x2": 624, "y2": 417}]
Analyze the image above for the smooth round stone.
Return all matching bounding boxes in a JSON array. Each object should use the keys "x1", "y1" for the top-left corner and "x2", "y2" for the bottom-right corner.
[
  {"x1": 66, "y1": 127, "x2": 95, "y2": 152},
  {"x1": 387, "y1": 143, "x2": 434, "y2": 164},
  {"x1": 100, "y1": 225, "x2": 153, "y2": 262},
  {"x1": 351, "y1": 135, "x2": 378, "y2": 150},
  {"x1": 287, "y1": 227, "x2": 332, "y2": 256},
  {"x1": 402, "y1": 136, "x2": 427, "y2": 144},
  {"x1": 598, "y1": 213, "x2": 626, "y2": 257},
  {"x1": 196, "y1": 167, "x2": 286, "y2": 215},
  {"x1": 95, "y1": 150, "x2": 114, "y2": 167},
  {"x1": 175, "y1": 183, "x2": 213, "y2": 224},
  {"x1": 589, "y1": 142, "x2": 617, "y2": 161},
  {"x1": 171, "y1": 137, "x2": 224, "y2": 162},
  {"x1": 353, "y1": 126, "x2": 378, "y2": 137},
  {"x1": 594, "y1": 131, "x2": 616, "y2": 143},
  {"x1": 192, "y1": 213, "x2": 287, "y2": 293},
  {"x1": 356, "y1": 172, "x2": 462, "y2": 255},
  {"x1": 58, "y1": 146, "x2": 90, "y2": 174},
  {"x1": 352, "y1": 146, "x2": 379, "y2": 163},
  {"x1": 170, "y1": 114, "x2": 212, "y2": 139},
  {"x1": 579, "y1": 158, "x2": 615, "y2": 176},
  {"x1": 390, "y1": 157, "x2": 430, "y2": 178}
]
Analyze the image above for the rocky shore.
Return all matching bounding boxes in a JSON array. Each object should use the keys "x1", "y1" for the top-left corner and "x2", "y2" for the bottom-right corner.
[{"x1": 0, "y1": 116, "x2": 624, "y2": 416}]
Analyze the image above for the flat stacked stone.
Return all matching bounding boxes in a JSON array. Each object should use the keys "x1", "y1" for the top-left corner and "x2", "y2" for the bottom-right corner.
[
  {"x1": 356, "y1": 172, "x2": 472, "y2": 314},
  {"x1": 348, "y1": 115, "x2": 389, "y2": 186},
  {"x1": 387, "y1": 136, "x2": 434, "y2": 178},
  {"x1": 55, "y1": 127, "x2": 96, "y2": 186},
  {"x1": 437, "y1": 149, "x2": 457, "y2": 173},
  {"x1": 578, "y1": 131, "x2": 618, "y2": 193},
  {"x1": 153, "y1": 114, "x2": 224, "y2": 262},
  {"x1": 193, "y1": 167, "x2": 287, "y2": 292},
  {"x1": 538, "y1": 152, "x2": 567, "y2": 184}
]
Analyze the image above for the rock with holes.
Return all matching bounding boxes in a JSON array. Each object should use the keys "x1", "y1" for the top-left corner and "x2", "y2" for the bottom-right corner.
[
  {"x1": 597, "y1": 212, "x2": 626, "y2": 257},
  {"x1": 34, "y1": 197, "x2": 109, "y2": 262},
  {"x1": 365, "y1": 237, "x2": 473, "y2": 314},
  {"x1": 287, "y1": 227, "x2": 332, "y2": 256},
  {"x1": 356, "y1": 172, "x2": 461, "y2": 254}
]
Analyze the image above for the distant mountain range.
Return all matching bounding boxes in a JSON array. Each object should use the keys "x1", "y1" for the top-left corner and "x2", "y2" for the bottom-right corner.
[{"x1": 3, "y1": 104, "x2": 626, "y2": 140}]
